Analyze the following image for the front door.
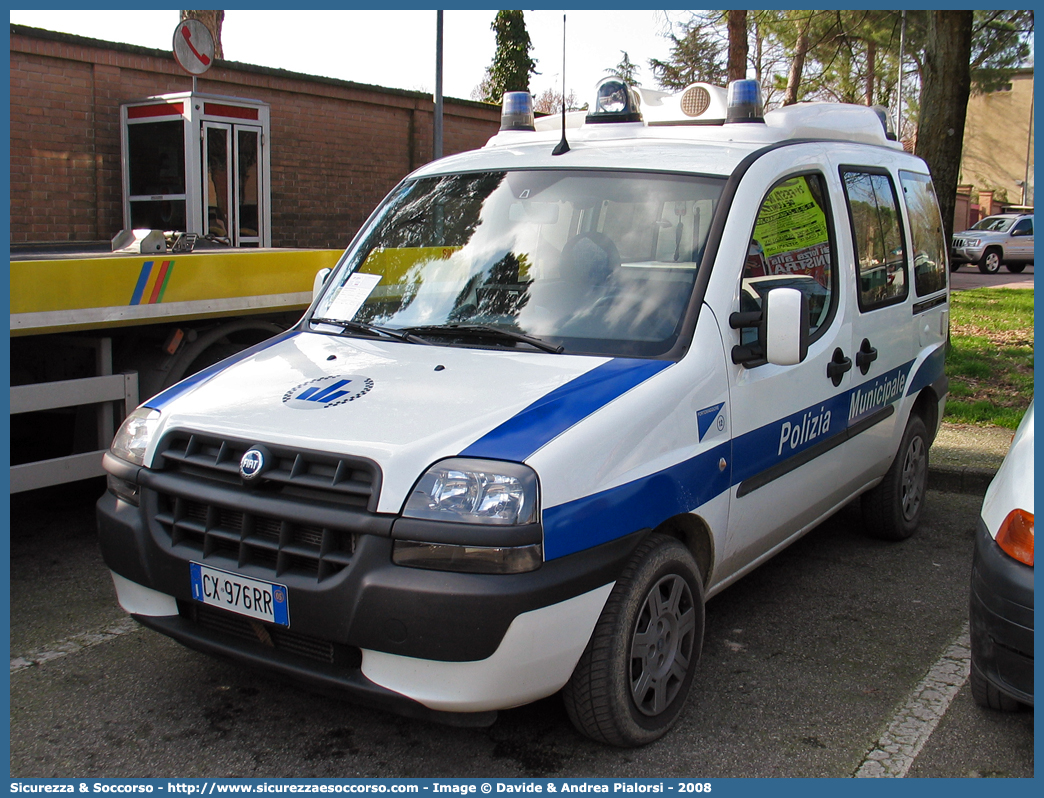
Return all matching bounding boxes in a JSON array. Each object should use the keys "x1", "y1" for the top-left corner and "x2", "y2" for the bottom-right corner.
[{"x1": 712, "y1": 150, "x2": 862, "y2": 579}]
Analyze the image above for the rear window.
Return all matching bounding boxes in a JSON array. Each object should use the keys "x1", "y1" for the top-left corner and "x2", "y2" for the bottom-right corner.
[{"x1": 899, "y1": 171, "x2": 947, "y2": 296}]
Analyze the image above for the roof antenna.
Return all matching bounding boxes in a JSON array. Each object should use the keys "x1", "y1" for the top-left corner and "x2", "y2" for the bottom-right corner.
[{"x1": 552, "y1": 14, "x2": 570, "y2": 156}]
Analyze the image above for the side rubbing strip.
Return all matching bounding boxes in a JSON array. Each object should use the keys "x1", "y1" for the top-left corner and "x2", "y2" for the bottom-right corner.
[
  {"x1": 912, "y1": 294, "x2": 947, "y2": 315},
  {"x1": 737, "y1": 405, "x2": 894, "y2": 497}
]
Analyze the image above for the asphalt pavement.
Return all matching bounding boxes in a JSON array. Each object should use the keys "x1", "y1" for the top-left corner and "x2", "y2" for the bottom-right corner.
[
  {"x1": 950, "y1": 262, "x2": 1033, "y2": 291},
  {"x1": 8, "y1": 409, "x2": 1032, "y2": 780}
]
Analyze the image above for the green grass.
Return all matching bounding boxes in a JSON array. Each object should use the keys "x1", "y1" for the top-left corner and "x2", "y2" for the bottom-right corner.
[{"x1": 945, "y1": 288, "x2": 1034, "y2": 429}]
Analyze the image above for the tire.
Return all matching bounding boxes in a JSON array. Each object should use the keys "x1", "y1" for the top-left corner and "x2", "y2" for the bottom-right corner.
[
  {"x1": 970, "y1": 658, "x2": 1023, "y2": 712},
  {"x1": 862, "y1": 415, "x2": 928, "y2": 541},
  {"x1": 978, "y1": 248, "x2": 1002, "y2": 274},
  {"x1": 563, "y1": 534, "x2": 704, "y2": 747},
  {"x1": 1006, "y1": 263, "x2": 1026, "y2": 273},
  {"x1": 949, "y1": 261, "x2": 962, "y2": 272}
]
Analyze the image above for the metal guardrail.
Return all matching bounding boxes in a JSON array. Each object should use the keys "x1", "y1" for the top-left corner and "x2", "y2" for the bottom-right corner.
[{"x1": 9, "y1": 337, "x2": 139, "y2": 493}]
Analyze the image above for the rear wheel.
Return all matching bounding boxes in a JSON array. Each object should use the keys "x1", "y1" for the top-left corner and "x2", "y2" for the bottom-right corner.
[
  {"x1": 978, "y1": 248, "x2": 1002, "y2": 274},
  {"x1": 1006, "y1": 263, "x2": 1027, "y2": 273},
  {"x1": 563, "y1": 534, "x2": 704, "y2": 747},
  {"x1": 862, "y1": 415, "x2": 928, "y2": 541}
]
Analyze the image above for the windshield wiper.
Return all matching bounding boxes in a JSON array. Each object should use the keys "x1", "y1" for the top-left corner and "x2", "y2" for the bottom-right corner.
[
  {"x1": 402, "y1": 324, "x2": 564, "y2": 354},
  {"x1": 310, "y1": 317, "x2": 430, "y2": 345}
]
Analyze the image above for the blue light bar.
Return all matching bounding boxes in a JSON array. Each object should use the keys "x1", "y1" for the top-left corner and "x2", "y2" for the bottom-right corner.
[
  {"x1": 726, "y1": 80, "x2": 764, "y2": 124},
  {"x1": 501, "y1": 92, "x2": 535, "y2": 131}
]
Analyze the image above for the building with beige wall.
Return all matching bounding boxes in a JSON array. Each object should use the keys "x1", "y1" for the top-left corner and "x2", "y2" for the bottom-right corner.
[{"x1": 958, "y1": 68, "x2": 1034, "y2": 219}]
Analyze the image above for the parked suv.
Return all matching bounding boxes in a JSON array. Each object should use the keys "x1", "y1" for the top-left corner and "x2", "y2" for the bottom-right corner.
[{"x1": 951, "y1": 213, "x2": 1034, "y2": 274}]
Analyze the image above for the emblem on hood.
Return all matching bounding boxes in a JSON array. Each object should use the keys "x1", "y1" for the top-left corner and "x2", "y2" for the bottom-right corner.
[
  {"x1": 240, "y1": 447, "x2": 269, "y2": 481},
  {"x1": 282, "y1": 375, "x2": 374, "y2": 409}
]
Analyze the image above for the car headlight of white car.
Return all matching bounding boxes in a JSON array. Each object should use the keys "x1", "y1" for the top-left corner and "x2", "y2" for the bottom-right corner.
[
  {"x1": 396, "y1": 458, "x2": 541, "y2": 573},
  {"x1": 110, "y1": 407, "x2": 161, "y2": 466},
  {"x1": 106, "y1": 407, "x2": 161, "y2": 505}
]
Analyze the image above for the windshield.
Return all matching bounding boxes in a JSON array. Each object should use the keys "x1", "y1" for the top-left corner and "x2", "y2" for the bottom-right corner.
[
  {"x1": 970, "y1": 216, "x2": 1016, "y2": 232},
  {"x1": 311, "y1": 170, "x2": 724, "y2": 357}
]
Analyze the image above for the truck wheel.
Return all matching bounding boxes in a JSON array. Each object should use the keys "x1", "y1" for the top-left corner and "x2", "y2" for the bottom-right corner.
[
  {"x1": 862, "y1": 415, "x2": 928, "y2": 541},
  {"x1": 978, "y1": 248, "x2": 1002, "y2": 274},
  {"x1": 1006, "y1": 263, "x2": 1026, "y2": 273},
  {"x1": 949, "y1": 261, "x2": 962, "y2": 272},
  {"x1": 970, "y1": 657, "x2": 1022, "y2": 712},
  {"x1": 563, "y1": 534, "x2": 704, "y2": 747}
]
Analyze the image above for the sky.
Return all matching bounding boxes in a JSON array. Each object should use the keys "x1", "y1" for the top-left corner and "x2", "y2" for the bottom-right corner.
[{"x1": 8, "y1": 9, "x2": 679, "y2": 103}]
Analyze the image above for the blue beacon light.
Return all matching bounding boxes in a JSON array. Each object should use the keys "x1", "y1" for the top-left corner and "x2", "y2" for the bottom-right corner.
[
  {"x1": 726, "y1": 79, "x2": 765, "y2": 124},
  {"x1": 500, "y1": 91, "x2": 536, "y2": 131}
]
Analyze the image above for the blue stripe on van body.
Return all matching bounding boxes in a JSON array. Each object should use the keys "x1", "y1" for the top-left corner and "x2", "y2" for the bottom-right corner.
[
  {"x1": 543, "y1": 441, "x2": 732, "y2": 560},
  {"x1": 905, "y1": 343, "x2": 946, "y2": 396},
  {"x1": 145, "y1": 331, "x2": 302, "y2": 411},
  {"x1": 458, "y1": 358, "x2": 673, "y2": 462},
  {"x1": 541, "y1": 357, "x2": 923, "y2": 561}
]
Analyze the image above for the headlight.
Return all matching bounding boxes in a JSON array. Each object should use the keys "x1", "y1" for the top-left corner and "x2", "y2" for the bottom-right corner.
[
  {"x1": 109, "y1": 407, "x2": 161, "y2": 466},
  {"x1": 965, "y1": 238, "x2": 980, "y2": 248},
  {"x1": 398, "y1": 459, "x2": 541, "y2": 573},
  {"x1": 402, "y1": 458, "x2": 538, "y2": 526}
]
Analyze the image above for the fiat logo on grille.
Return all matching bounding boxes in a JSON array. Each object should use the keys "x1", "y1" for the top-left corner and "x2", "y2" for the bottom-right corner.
[{"x1": 240, "y1": 448, "x2": 267, "y2": 481}]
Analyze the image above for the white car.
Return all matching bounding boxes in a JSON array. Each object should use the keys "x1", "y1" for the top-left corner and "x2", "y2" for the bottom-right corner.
[
  {"x1": 969, "y1": 400, "x2": 1034, "y2": 710},
  {"x1": 97, "y1": 79, "x2": 951, "y2": 746}
]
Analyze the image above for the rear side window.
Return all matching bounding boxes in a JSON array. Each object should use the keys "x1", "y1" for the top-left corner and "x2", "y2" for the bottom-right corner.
[
  {"x1": 1011, "y1": 217, "x2": 1033, "y2": 235},
  {"x1": 741, "y1": 173, "x2": 836, "y2": 343},
  {"x1": 899, "y1": 171, "x2": 947, "y2": 296},
  {"x1": 841, "y1": 169, "x2": 908, "y2": 311}
]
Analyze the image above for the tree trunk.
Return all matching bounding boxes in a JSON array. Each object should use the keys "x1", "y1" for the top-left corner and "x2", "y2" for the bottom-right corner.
[
  {"x1": 727, "y1": 10, "x2": 748, "y2": 82},
  {"x1": 783, "y1": 16, "x2": 810, "y2": 106},
  {"x1": 915, "y1": 11, "x2": 973, "y2": 240},
  {"x1": 864, "y1": 40, "x2": 876, "y2": 106}
]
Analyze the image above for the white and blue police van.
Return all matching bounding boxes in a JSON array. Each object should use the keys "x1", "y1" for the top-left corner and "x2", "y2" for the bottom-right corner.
[{"x1": 97, "y1": 79, "x2": 950, "y2": 747}]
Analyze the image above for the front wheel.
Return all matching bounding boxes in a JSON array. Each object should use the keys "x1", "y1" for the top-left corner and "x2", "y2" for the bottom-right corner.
[
  {"x1": 862, "y1": 415, "x2": 929, "y2": 541},
  {"x1": 563, "y1": 534, "x2": 704, "y2": 747},
  {"x1": 949, "y1": 261, "x2": 962, "y2": 272},
  {"x1": 970, "y1": 658, "x2": 1023, "y2": 712},
  {"x1": 978, "y1": 248, "x2": 1002, "y2": 274}
]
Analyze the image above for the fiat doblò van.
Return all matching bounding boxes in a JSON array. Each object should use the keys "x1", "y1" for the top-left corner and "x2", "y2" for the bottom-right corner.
[{"x1": 98, "y1": 79, "x2": 949, "y2": 747}]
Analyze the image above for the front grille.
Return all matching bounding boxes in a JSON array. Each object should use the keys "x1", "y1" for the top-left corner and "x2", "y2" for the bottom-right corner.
[
  {"x1": 159, "y1": 432, "x2": 379, "y2": 509},
  {"x1": 150, "y1": 431, "x2": 383, "y2": 582},
  {"x1": 182, "y1": 601, "x2": 361, "y2": 668},
  {"x1": 155, "y1": 495, "x2": 356, "y2": 580}
]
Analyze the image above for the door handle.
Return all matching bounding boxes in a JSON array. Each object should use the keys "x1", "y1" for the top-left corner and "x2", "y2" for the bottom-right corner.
[
  {"x1": 827, "y1": 348, "x2": 852, "y2": 387},
  {"x1": 856, "y1": 338, "x2": 879, "y2": 375}
]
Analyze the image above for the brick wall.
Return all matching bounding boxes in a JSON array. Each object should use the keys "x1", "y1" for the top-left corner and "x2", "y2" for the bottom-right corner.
[{"x1": 10, "y1": 25, "x2": 502, "y2": 249}]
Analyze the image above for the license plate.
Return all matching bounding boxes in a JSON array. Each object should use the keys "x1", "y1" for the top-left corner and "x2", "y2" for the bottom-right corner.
[{"x1": 190, "y1": 562, "x2": 290, "y2": 627}]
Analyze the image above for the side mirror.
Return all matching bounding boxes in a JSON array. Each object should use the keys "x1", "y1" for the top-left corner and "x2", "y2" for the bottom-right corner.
[
  {"x1": 764, "y1": 287, "x2": 809, "y2": 366},
  {"x1": 312, "y1": 268, "x2": 331, "y2": 301}
]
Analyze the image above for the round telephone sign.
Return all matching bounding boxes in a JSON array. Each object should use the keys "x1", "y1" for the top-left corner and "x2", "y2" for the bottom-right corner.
[{"x1": 172, "y1": 19, "x2": 215, "y2": 76}]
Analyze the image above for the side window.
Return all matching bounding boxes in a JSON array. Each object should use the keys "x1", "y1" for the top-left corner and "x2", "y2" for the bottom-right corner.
[
  {"x1": 842, "y1": 169, "x2": 908, "y2": 310},
  {"x1": 740, "y1": 173, "x2": 835, "y2": 344},
  {"x1": 1011, "y1": 218, "x2": 1032, "y2": 236},
  {"x1": 899, "y1": 171, "x2": 947, "y2": 296}
]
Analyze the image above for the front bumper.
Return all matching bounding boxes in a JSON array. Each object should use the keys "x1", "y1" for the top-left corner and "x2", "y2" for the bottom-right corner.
[
  {"x1": 969, "y1": 518, "x2": 1034, "y2": 707},
  {"x1": 98, "y1": 482, "x2": 642, "y2": 714},
  {"x1": 950, "y1": 246, "x2": 984, "y2": 265}
]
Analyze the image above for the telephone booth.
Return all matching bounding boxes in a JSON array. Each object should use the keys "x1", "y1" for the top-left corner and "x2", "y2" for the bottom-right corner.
[{"x1": 120, "y1": 92, "x2": 272, "y2": 247}]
